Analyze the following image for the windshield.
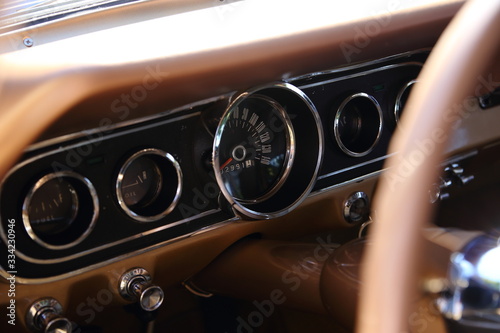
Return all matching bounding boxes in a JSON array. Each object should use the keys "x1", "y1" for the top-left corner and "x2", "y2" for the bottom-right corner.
[{"x1": 0, "y1": 0, "x2": 142, "y2": 35}]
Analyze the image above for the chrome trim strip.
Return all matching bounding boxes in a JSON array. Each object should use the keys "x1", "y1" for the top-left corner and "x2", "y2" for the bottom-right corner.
[
  {"x1": 6, "y1": 209, "x2": 222, "y2": 265},
  {"x1": 26, "y1": 94, "x2": 231, "y2": 152},
  {"x1": 115, "y1": 149, "x2": 183, "y2": 222},
  {"x1": 288, "y1": 49, "x2": 429, "y2": 83},
  {"x1": 333, "y1": 92, "x2": 383, "y2": 157},
  {"x1": 0, "y1": 216, "x2": 239, "y2": 284},
  {"x1": 314, "y1": 149, "x2": 478, "y2": 196},
  {"x1": 317, "y1": 153, "x2": 396, "y2": 181},
  {"x1": 21, "y1": 171, "x2": 99, "y2": 250},
  {"x1": 311, "y1": 170, "x2": 383, "y2": 197},
  {"x1": 395, "y1": 79, "x2": 418, "y2": 122},
  {"x1": 296, "y1": 62, "x2": 423, "y2": 90},
  {"x1": 0, "y1": 0, "x2": 148, "y2": 36}
]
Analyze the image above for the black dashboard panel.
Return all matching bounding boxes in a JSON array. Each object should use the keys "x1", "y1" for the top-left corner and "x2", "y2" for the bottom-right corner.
[
  {"x1": 291, "y1": 55, "x2": 425, "y2": 191},
  {"x1": 0, "y1": 51, "x2": 427, "y2": 280},
  {"x1": 0, "y1": 109, "x2": 231, "y2": 279}
]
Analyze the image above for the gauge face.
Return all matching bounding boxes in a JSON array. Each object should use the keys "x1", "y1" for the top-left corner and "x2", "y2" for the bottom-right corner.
[
  {"x1": 215, "y1": 94, "x2": 295, "y2": 202},
  {"x1": 119, "y1": 156, "x2": 163, "y2": 209},
  {"x1": 27, "y1": 178, "x2": 79, "y2": 235},
  {"x1": 116, "y1": 149, "x2": 182, "y2": 222},
  {"x1": 22, "y1": 171, "x2": 99, "y2": 249}
]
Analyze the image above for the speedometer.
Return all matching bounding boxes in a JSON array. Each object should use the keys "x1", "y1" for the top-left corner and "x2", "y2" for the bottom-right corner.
[
  {"x1": 213, "y1": 83, "x2": 323, "y2": 219},
  {"x1": 214, "y1": 94, "x2": 295, "y2": 203}
]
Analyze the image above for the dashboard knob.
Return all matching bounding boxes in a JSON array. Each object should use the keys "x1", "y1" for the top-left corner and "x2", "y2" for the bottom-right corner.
[
  {"x1": 26, "y1": 298, "x2": 72, "y2": 333},
  {"x1": 119, "y1": 267, "x2": 164, "y2": 312}
]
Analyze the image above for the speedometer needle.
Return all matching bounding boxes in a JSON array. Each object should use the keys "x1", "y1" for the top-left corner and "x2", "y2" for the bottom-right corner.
[{"x1": 220, "y1": 157, "x2": 233, "y2": 170}]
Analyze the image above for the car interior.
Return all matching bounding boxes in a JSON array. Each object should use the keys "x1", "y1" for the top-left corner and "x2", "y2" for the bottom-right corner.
[{"x1": 0, "y1": 0, "x2": 499, "y2": 332}]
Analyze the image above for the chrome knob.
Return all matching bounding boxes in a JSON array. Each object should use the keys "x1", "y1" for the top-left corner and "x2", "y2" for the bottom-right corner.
[
  {"x1": 437, "y1": 234, "x2": 500, "y2": 328},
  {"x1": 430, "y1": 163, "x2": 474, "y2": 203},
  {"x1": 119, "y1": 267, "x2": 164, "y2": 312},
  {"x1": 26, "y1": 298, "x2": 72, "y2": 333}
]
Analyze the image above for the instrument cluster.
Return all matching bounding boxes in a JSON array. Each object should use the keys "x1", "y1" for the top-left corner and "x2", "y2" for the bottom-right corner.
[{"x1": 0, "y1": 51, "x2": 426, "y2": 281}]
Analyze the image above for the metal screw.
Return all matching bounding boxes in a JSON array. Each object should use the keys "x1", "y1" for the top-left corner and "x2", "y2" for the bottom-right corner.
[{"x1": 23, "y1": 37, "x2": 34, "y2": 47}]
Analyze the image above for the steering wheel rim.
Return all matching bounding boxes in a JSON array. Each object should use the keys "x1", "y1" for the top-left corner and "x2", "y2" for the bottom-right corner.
[{"x1": 356, "y1": 1, "x2": 500, "y2": 333}]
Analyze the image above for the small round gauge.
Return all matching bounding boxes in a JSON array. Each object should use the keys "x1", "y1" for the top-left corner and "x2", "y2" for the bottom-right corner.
[
  {"x1": 333, "y1": 93, "x2": 382, "y2": 157},
  {"x1": 22, "y1": 171, "x2": 99, "y2": 249},
  {"x1": 214, "y1": 94, "x2": 295, "y2": 203},
  {"x1": 119, "y1": 156, "x2": 163, "y2": 209},
  {"x1": 26, "y1": 178, "x2": 79, "y2": 235},
  {"x1": 116, "y1": 149, "x2": 182, "y2": 222}
]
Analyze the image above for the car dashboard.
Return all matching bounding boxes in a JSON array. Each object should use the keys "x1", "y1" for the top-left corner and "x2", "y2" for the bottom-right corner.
[{"x1": 0, "y1": 0, "x2": 499, "y2": 332}]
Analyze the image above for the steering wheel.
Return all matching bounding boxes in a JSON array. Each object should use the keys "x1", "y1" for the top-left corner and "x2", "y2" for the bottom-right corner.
[{"x1": 356, "y1": 1, "x2": 500, "y2": 333}]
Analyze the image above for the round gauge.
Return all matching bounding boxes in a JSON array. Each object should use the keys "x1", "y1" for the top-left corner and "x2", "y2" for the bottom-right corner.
[
  {"x1": 333, "y1": 93, "x2": 383, "y2": 157},
  {"x1": 214, "y1": 94, "x2": 295, "y2": 203},
  {"x1": 116, "y1": 149, "x2": 182, "y2": 222},
  {"x1": 213, "y1": 83, "x2": 323, "y2": 220},
  {"x1": 26, "y1": 178, "x2": 79, "y2": 235},
  {"x1": 119, "y1": 156, "x2": 163, "y2": 209},
  {"x1": 22, "y1": 171, "x2": 99, "y2": 249}
]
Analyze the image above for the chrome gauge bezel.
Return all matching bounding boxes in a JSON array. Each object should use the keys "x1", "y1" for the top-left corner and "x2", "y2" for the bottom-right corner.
[
  {"x1": 22, "y1": 171, "x2": 99, "y2": 250},
  {"x1": 213, "y1": 83, "x2": 323, "y2": 219},
  {"x1": 333, "y1": 92, "x2": 383, "y2": 157},
  {"x1": 394, "y1": 79, "x2": 418, "y2": 123},
  {"x1": 116, "y1": 148, "x2": 183, "y2": 223}
]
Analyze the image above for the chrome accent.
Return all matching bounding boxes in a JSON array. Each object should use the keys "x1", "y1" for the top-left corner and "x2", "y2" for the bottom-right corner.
[
  {"x1": 437, "y1": 235, "x2": 500, "y2": 329},
  {"x1": 430, "y1": 163, "x2": 474, "y2": 203},
  {"x1": 0, "y1": 0, "x2": 146, "y2": 36},
  {"x1": 9, "y1": 209, "x2": 221, "y2": 265},
  {"x1": 23, "y1": 37, "x2": 34, "y2": 47},
  {"x1": 358, "y1": 218, "x2": 374, "y2": 238},
  {"x1": 213, "y1": 82, "x2": 323, "y2": 219},
  {"x1": 115, "y1": 149, "x2": 182, "y2": 222},
  {"x1": 312, "y1": 170, "x2": 383, "y2": 197},
  {"x1": 26, "y1": 298, "x2": 72, "y2": 333},
  {"x1": 317, "y1": 153, "x2": 395, "y2": 181},
  {"x1": 21, "y1": 171, "x2": 99, "y2": 250},
  {"x1": 343, "y1": 191, "x2": 370, "y2": 224},
  {"x1": 394, "y1": 79, "x2": 417, "y2": 122},
  {"x1": 333, "y1": 92, "x2": 383, "y2": 157},
  {"x1": 182, "y1": 279, "x2": 214, "y2": 298},
  {"x1": 119, "y1": 267, "x2": 164, "y2": 312},
  {"x1": 288, "y1": 49, "x2": 428, "y2": 83},
  {"x1": 296, "y1": 62, "x2": 423, "y2": 90}
]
